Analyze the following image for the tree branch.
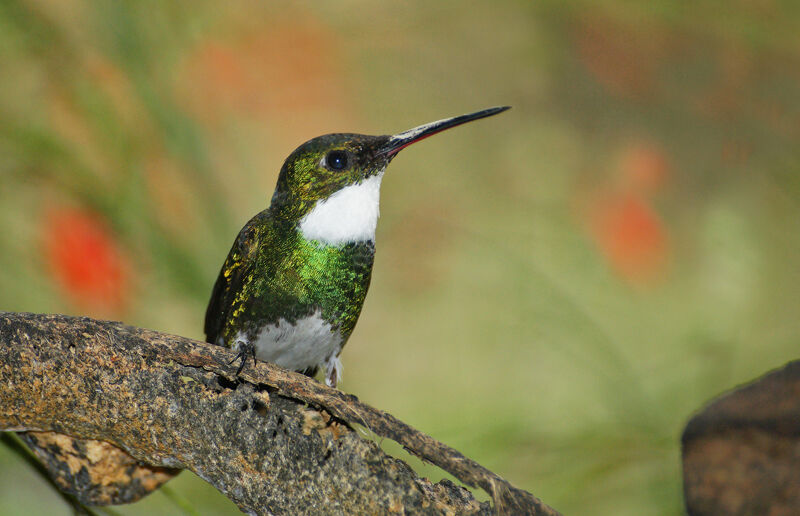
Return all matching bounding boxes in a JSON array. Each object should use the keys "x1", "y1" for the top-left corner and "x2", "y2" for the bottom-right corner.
[{"x1": 0, "y1": 312, "x2": 558, "y2": 515}]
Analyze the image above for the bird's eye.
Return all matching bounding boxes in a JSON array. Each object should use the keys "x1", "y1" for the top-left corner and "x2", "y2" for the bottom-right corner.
[{"x1": 325, "y1": 150, "x2": 349, "y2": 171}]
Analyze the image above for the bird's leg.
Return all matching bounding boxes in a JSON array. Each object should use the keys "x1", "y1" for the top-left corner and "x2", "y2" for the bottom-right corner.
[
  {"x1": 324, "y1": 355, "x2": 342, "y2": 388},
  {"x1": 229, "y1": 338, "x2": 256, "y2": 375}
]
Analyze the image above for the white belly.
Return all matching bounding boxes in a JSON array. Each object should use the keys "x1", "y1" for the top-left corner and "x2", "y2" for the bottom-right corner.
[{"x1": 242, "y1": 309, "x2": 343, "y2": 374}]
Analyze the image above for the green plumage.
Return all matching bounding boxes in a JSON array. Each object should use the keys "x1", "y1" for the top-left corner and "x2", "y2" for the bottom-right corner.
[{"x1": 204, "y1": 210, "x2": 374, "y2": 362}]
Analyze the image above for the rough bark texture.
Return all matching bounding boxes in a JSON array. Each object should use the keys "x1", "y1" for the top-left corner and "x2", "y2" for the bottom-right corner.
[
  {"x1": 0, "y1": 311, "x2": 557, "y2": 515},
  {"x1": 682, "y1": 360, "x2": 800, "y2": 516},
  {"x1": 18, "y1": 431, "x2": 178, "y2": 505}
]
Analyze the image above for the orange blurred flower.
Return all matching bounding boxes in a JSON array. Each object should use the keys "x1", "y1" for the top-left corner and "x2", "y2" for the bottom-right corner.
[
  {"x1": 176, "y1": 12, "x2": 354, "y2": 143},
  {"x1": 576, "y1": 139, "x2": 672, "y2": 285},
  {"x1": 42, "y1": 207, "x2": 130, "y2": 316},
  {"x1": 588, "y1": 192, "x2": 669, "y2": 285},
  {"x1": 574, "y1": 12, "x2": 668, "y2": 100}
]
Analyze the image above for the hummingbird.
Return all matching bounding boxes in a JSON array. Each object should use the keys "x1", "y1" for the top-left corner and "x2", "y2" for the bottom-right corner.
[{"x1": 205, "y1": 106, "x2": 510, "y2": 387}]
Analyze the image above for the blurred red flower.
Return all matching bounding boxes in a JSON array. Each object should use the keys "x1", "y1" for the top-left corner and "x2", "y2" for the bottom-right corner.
[
  {"x1": 43, "y1": 207, "x2": 130, "y2": 316},
  {"x1": 588, "y1": 192, "x2": 669, "y2": 285},
  {"x1": 574, "y1": 13, "x2": 667, "y2": 100},
  {"x1": 176, "y1": 11, "x2": 353, "y2": 144}
]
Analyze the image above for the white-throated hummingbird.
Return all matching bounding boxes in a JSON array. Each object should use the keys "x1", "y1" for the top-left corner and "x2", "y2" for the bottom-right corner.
[{"x1": 205, "y1": 106, "x2": 510, "y2": 387}]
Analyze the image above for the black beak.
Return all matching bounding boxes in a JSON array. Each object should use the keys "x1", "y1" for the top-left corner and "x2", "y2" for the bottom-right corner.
[{"x1": 378, "y1": 106, "x2": 510, "y2": 157}]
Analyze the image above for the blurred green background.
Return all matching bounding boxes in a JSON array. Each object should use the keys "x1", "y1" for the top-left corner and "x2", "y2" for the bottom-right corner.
[{"x1": 1, "y1": 1, "x2": 799, "y2": 514}]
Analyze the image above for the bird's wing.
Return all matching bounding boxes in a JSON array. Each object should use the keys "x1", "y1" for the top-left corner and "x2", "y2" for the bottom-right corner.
[{"x1": 204, "y1": 212, "x2": 264, "y2": 345}]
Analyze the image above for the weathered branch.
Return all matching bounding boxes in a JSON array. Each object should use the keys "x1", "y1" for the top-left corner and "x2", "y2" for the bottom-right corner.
[{"x1": 0, "y1": 312, "x2": 557, "y2": 515}]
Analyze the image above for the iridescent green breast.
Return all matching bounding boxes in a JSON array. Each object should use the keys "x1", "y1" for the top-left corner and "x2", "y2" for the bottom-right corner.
[
  {"x1": 204, "y1": 210, "x2": 375, "y2": 355},
  {"x1": 249, "y1": 231, "x2": 375, "y2": 340}
]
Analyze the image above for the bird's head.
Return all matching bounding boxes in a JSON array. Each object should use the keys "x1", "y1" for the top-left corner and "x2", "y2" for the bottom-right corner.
[{"x1": 270, "y1": 106, "x2": 510, "y2": 244}]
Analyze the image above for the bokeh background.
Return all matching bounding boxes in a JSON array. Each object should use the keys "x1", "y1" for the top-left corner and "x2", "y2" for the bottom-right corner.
[{"x1": 1, "y1": 1, "x2": 799, "y2": 514}]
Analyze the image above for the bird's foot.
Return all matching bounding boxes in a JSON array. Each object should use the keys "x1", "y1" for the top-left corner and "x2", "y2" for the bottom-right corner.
[
  {"x1": 229, "y1": 339, "x2": 256, "y2": 375},
  {"x1": 324, "y1": 355, "x2": 342, "y2": 388}
]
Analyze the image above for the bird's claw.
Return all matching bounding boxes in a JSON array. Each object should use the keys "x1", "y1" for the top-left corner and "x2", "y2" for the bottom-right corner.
[{"x1": 229, "y1": 340, "x2": 256, "y2": 375}]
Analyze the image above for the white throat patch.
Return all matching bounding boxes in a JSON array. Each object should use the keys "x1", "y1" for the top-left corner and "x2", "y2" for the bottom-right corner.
[{"x1": 299, "y1": 173, "x2": 384, "y2": 245}]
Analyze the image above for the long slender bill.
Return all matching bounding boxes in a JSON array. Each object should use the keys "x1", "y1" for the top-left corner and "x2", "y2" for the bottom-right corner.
[{"x1": 379, "y1": 106, "x2": 510, "y2": 157}]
